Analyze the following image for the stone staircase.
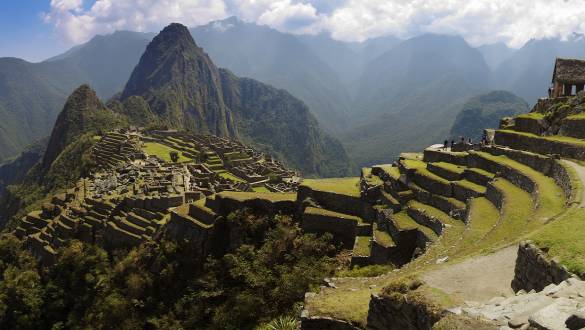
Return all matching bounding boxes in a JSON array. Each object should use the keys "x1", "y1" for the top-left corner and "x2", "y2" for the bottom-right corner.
[
  {"x1": 460, "y1": 277, "x2": 585, "y2": 329},
  {"x1": 92, "y1": 132, "x2": 139, "y2": 169}
]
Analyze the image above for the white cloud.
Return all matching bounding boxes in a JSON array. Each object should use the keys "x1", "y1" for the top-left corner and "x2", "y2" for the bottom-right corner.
[{"x1": 42, "y1": 0, "x2": 585, "y2": 48}]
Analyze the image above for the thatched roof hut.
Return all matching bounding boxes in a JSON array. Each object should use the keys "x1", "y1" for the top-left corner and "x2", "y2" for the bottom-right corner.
[{"x1": 552, "y1": 58, "x2": 585, "y2": 84}]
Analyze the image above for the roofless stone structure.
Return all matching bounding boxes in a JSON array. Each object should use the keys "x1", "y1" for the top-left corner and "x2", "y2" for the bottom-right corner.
[{"x1": 551, "y1": 58, "x2": 585, "y2": 97}]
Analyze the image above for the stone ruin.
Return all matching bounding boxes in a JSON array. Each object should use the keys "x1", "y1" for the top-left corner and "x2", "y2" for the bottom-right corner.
[{"x1": 15, "y1": 128, "x2": 300, "y2": 264}]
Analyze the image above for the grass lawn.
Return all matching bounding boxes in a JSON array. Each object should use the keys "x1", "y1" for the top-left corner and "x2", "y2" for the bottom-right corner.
[
  {"x1": 304, "y1": 206, "x2": 363, "y2": 222},
  {"x1": 392, "y1": 210, "x2": 437, "y2": 240},
  {"x1": 301, "y1": 177, "x2": 361, "y2": 197},
  {"x1": 454, "y1": 179, "x2": 487, "y2": 194},
  {"x1": 530, "y1": 207, "x2": 585, "y2": 274},
  {"x1": 516, "y1": 112, "x2": 545, "y2": 119},
  {"x1": 353, "y1": 236, "x2": 371, "y2": 256},
  {"x1": 218, "y1": 191, "x2": 296, "y2": 202},
  {"x1": 432, "y1": 162, "x2": 466, "y2": 175},
  {"x1": 451, "y1": 197, "x2": 500, "y2": 255},
  {"x1": 252, "y1": 186, "x2": 270, "y2": 193},
  {"x1": 374, "y1": 228, "x2": 394, "y2": 247},
  {"x1": 373, "y1": 164, "x2": 400, "y2": 180},
  {"x1": 142, "y1": 142, "x2": 191, "y2": 163},
  {"x1": 499, "y1": 129, "x2": 585, "y2": 147},
  {"x1": 474, "y1": 151, "x2": 566, "y2": 219},
  {"x1": 219, "y1": 171, "x2": 246, "y2": 183}
]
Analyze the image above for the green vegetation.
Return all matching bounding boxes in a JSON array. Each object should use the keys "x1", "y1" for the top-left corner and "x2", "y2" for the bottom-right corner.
[
  {"x1": 0, "y1": 212, "x2": 337, "y2": 329},
  {"x1": 337, "y1": 264, "x2": 395, "y2": 278},
  {"x1": 219, "y1": 171, "x2": 245, "y2": 183},
  {"x1": 499, "y1": 129, "x2": 585, "y2": 146},
  {"x1": 301, "y1": 177, "x2": 361, "y2": 197},
  {"x1": 218, "y1": 191, "x2": 296, "y2": 203},
  {"x1": 353, "y1": 236, "x2": 371, "y2": 256},
  {"x1": 304, "y1": 207, "x2": 362, "y2": 223},
  {"x1": 450, "y1": 90, "x2": 529, "y2": 141},
  {"x1": 252, "y1": 186, "x2": 270, "y2": 193},
  {"x1": 474, "y1": 151, "x2": 565, "y2": 219},
  {"x1": 432, "y1": 162, "x2": 465, "y2": 174},
  {"x1": 142, "y1": 142, "x2": 191, "y2": 163},
  {"x1": 374, "y1": 228, "x2": 394, "y2": 247},
  {"x1": 454, "y1": 179, "x2": 486, "y2": 194}
]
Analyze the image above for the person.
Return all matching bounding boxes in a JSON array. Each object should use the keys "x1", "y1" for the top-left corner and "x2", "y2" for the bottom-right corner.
[
  {"x1": 468, "y1": 138, "x2": 472, "y2": 144},
  {"x1": 450, "y1": 140, "x2": 455, "y2": 149},
  {"x1": 443, "y1": 140, "x2": 448, "y2": 149},
  {"x1": 548, "y1": 87, "x2": 552, "y2": 98}
]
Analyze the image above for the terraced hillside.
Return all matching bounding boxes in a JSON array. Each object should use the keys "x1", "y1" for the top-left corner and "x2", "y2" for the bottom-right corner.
[{"x1": 299, "y1": 93, "x2": 585, "y2": 329}]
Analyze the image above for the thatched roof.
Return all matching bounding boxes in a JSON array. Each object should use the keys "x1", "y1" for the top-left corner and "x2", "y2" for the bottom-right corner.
[{"x1": 552, "y1": 58, "x2": 585, "y2": 84}]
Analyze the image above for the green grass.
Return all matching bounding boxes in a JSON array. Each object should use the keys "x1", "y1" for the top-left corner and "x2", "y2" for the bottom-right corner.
[
  {"x1": 301, "y1": 177, "x2": 361, "y2": 197},
  {"x1": 373, "y1": 164, "x2": 400, "y2": 180},
  {"x1": 353, "y1": 236, "x2": 371, "y2": 256},
  {"x1": 337, "y1": 264, "x2": 395, "y2": 277},
  {"x1": 252, "y1": 186, "x2": 270, "y2": 193},
  {"x1": 392, "y1": 211, "x2": 437, "y2": 240},
  {"x1": 219, "y1": 172, "x2": 246, "y2": 183},
  {"x1": 454, "y1": 179, "x2": 487, "y2": 194},
  {"x1": 516, "y1": 112, "x2": 545, "y2": 119},
  {"x1": 142, "y1": 142, "x2": 191, "y2": 163},
  {"x1": 403, "y1": 159, "x2": 451, "y2": 185},
  {"x1": 474, "y1": 151, "x2": 566, "y2": 219},
  {"x1": 407, "y1": 200, "x2": 458, "y2": 226},
  {"x1": 374, "y1": 228, "x2": 394, "y2": 247},
  {"x1": 465, "y1": 167, "x2": 495, "y2": 179},
  {"x1": 432, "y1": 162, "x2": 465, "y2": 175},
  {"x1": 304, "y1": 206, "x2": 362, "y2": 222},
  {"x1": 218, "y1": 191, "x2": 296, "y2": 202},
  {"x1": 499, "y1": 129, "x2": 585, "y2": 146},
  {"x1": 362, "y1": 167, "x2": 384, "y2": 186},
  {"x1": 530, "y1": 207, "x2": 585, "y2": 274},
  {"x1": 452, "y1": 197, "x2": 500, "y2": 255},
  {"x1": 475, "y1": 179, "x2": 535, "y2": 250}
]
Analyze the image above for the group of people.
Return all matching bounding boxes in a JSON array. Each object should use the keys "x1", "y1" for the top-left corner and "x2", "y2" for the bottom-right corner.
[
  {"x1": 443, "y1": 136, "x2": 472, "y2": 150},
  {"x1": 442, "y1": 131, "x2": 490, "y2": 150}
]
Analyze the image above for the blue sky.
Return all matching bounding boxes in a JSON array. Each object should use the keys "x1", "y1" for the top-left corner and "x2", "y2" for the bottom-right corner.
[
  {"x1": 0, "y1": 1, "x2": 66, "y2": 62},
  {"x1": 3, "y1": 0, "x2": 585, "y2": 62}
]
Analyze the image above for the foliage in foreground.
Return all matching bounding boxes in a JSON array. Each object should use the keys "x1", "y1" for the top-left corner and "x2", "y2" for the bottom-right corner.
[{"x1": 0, "y1": 212, "x2": 336, "y2": 329}]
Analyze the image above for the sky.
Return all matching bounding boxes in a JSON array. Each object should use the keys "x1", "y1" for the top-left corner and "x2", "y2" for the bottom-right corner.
[{"x1": 3, "y1": 0, "x2": 585, "y2": 62}]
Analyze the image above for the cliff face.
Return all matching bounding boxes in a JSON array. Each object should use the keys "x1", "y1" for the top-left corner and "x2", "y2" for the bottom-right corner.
[
  {"x1": 122, "y1": 23, "x2": 352, "y2": 177},
  {"x1": 121, "y1": 23, "x2": 237, "y2": 137},
  {"x1": 42, "y1": 84, "x2": 123, "y2": 170}
]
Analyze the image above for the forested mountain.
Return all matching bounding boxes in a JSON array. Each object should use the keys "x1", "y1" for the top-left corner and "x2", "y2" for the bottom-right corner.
[
  {"x1": 493, "y1": 36, "x2": 585, "y2": 105},
  {"x1": 449, "y1": 90, "x2": 528, "y2": 141},
  {"x1": 342, "y1": 34, "x2": 491, "y2": 166},
  {"x1": 0, "y1": 31, "x2": 151, "y2": 163},
  {"x1": 191, "y1": 17, "x2": 352, "y2": 133},
  {"x1": 121, "y1": 23, "x2": 351, "y2": 177}
]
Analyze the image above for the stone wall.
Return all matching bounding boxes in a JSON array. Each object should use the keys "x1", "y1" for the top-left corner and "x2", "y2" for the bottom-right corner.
[
  {"x1": 514, "y1": 117, "x2": 547, "y2": 135},
  {"x1": 367, "y1": 293, "x2": 442, "y2": 330},
  {"x1": 411, "y1": 172, "x2": 452, "y2": 197},
  {"x1": 297, "y1": 186, "x2": 375, "y2": 221},
  {"x1": 468, "y1": 152, "x2": 537, "y2": 196},
  {"x1": 213, "y1": 194, "x2": 296, "y2": 216},
  {"x1": 423, "y1": 149, "x2": 468, "y2": 166},
  {"x1": 559, "y1": 118, "x2": 585, "y2": 139},
  {"x1": 426, "y1": 163, "x2": 462, "y2": 181},
  {"x1": 483, "y1": 146, "x2": 576, "y2": 204},
  {"x1": 301, "y1": 211, "x2": 358, "y2": 249},
  {"x1": 494, "y1": 130, "x2": 585, "y2": 160},
  {"x1": 485, "y1": 182, "x2": 504, "y2": 211},
  {"x1": 511, "y1": 240, "x2": 572, "y2": 292}
]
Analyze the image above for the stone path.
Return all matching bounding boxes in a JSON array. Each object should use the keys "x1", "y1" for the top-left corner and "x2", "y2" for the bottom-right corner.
[
  {"x1": 562, "y1": 160, "x2": 585, "y2": 207},
  {"x1": 421, "y1": 246, "x2": 517, "y2": 302}
]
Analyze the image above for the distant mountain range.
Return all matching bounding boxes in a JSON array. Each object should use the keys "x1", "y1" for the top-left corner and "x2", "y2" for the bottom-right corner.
[{"x1": 3, "y1": 17, "x2": 585, "y2": 168}]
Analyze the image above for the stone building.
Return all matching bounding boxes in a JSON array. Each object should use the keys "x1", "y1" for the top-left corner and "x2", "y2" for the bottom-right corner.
[{"x1": 551, "y1": 58, "x2": 585, "y2": 97}]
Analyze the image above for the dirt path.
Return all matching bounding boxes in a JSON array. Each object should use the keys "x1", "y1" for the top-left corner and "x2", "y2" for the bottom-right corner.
[
  {"x1": 421, "y1": 246, "x2": 517, "y2": 302},
  {"x1": 562, "y1": 160, "x2": 585, "y2": 207}
]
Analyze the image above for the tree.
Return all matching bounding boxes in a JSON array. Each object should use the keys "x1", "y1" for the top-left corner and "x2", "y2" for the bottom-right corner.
[{"x1": 169, "y1": 151, "x2": 179, "y2": 163}]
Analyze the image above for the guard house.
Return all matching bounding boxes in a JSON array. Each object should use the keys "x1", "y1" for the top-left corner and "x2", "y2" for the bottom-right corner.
[{"x1": 551, "y1": 58, "x2": 585, "y2": 97}]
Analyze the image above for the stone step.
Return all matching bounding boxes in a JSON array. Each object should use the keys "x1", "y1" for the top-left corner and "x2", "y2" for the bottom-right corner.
[
  {"x1": 494, "y1": 129, "x2": 585, "y2": 161},
  {"x1": 463, "y1": 167, "x2": 495, "y2": 186},
  {"x1": 387, "y1": 210, "x2": 438, "y2": 246},
  {"x1": 113, "y1": 216, "x2": 146, "y2": 236},
  {"x1": 426, "y1": 162, "x2": 465, "y2": 181},
  {"x1": 126, "y1": 212, "x2": 151, "y2": 228}
]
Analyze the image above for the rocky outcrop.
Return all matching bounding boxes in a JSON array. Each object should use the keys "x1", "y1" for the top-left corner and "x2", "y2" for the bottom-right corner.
[{"x1": 512, "y1": 240, "x2": 573, "y2": 293}]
